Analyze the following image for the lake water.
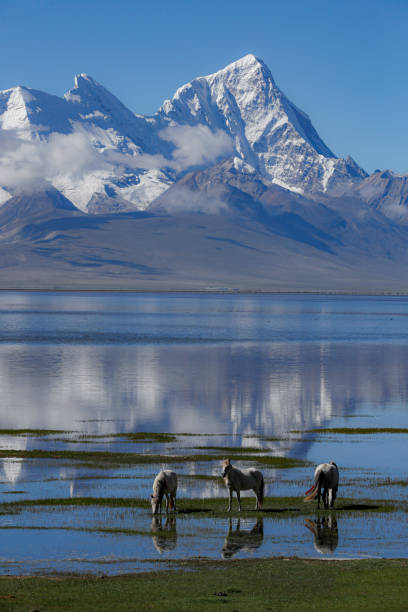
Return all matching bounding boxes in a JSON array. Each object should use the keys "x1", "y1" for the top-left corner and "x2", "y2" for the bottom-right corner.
[{"x1": 0, "y1": 291, "x2": 407, "y2": 573}]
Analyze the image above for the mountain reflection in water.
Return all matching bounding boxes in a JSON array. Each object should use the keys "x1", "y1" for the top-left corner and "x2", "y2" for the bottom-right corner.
[
  {"x1": 0, "y1": 341, "x2": 408, "y2": 438},
  {"x1": 1, "y1": 293, "x2": 408, "y2": 490}
]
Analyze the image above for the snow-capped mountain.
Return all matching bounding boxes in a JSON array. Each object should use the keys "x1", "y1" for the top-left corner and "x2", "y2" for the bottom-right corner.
[
  {"x1": 0, "y1": 76, "x2": 175, "y2": 211},
  {"x1": 0, "y1": 55, "x2": 368, "y2": 214},
  {"x1": 157, "y1": 54, "x2": 367, "y2": 194}
]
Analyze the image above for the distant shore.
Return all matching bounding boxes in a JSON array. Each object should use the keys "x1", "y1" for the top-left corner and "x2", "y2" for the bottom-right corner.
[{"x1": 1, "y1": 286, "x2": 408, "y2": 296}]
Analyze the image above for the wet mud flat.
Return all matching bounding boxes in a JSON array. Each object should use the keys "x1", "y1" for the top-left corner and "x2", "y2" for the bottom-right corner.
[{"x1": 0, "y1": 429, "x2": 407, "y2": 575}]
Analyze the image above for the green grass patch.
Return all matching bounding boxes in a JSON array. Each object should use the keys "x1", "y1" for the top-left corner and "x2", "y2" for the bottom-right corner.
[
  {"x1": 79, "y1": 432, "x2": 178, "y2": 443},
  {"x1": 0, "y1": 449, "x2": 308, "y2": 469},
  {"x1": 0, "y1": 496, "x2": 150, "y2": 511},
  {"x1": 0, "y1": 524, "x2": 151, "y2": 537},
  {"x1": 181, "y1": 474, "x2": 220, "y2": 482},
  {"x1": 305, "y1": 427, "x2": 408, "y2": 435},
  {"x1": 0, "y1": 495, "x2": 396, "y2": 517},
  {"x1": 377, "y1": 478, "x2": 408, "y2": 487},
  {"x1": 0, "y1": 429, "x2": 74, "y2": 436},
  {"x1": 1, "y1": 558, "x2": 408, "y2": 611},
  {"x1": 193, "y1": 446, "x2": 264, "y2": 453}
]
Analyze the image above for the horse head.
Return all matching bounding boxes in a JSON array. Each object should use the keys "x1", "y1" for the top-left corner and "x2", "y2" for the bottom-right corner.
[
  {"x1": 150, "y1": 494, "x2": 160, "y2": 515},
  {"x1": 222, "y1": 458, "x2": 232, "y2": 478}
]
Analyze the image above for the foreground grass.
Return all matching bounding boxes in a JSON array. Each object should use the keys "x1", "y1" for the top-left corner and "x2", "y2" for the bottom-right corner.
[{"x1": 1, "y1": 558, "x2": 408, "y2": 611}]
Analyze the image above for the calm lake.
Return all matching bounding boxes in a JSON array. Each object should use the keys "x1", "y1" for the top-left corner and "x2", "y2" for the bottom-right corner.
[{"x1": 0, "y1": 291, "x2": 407, "y2": 573}]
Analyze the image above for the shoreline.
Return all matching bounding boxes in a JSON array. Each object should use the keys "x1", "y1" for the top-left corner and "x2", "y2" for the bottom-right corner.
[{"x1": 1, "y1": 287, "x2": 408, "y2": 296}]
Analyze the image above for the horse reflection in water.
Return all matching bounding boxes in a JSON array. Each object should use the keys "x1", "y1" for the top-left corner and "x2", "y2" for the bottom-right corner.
[
  {"x1": 305, "y1": 515, "x2": 339, "y2": 554},
  {"x1": 222, "y1": 518, "x2": 264, "y2": 559},
  {"x1": 151, "y1": 515, "x2": 177, "y2": 554}
]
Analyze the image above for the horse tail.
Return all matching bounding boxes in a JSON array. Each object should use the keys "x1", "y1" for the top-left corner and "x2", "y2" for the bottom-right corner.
[
  {"x1": 304, "y1": 469, "x2": 324, "y2": 502},
  {"x1": 259, "y1": 474, "x2": 264, "y2": 506},
  {"x1": 304, "y1": 484, "x2": 318, "y2": 502}
]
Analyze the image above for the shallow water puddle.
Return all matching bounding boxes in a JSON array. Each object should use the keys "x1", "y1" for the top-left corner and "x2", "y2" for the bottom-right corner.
[{"x1": 0, "y1": 510, "x2": 407, "y2": 575}]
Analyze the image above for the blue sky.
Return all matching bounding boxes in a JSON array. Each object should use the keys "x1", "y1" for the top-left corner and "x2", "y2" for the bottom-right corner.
[{"x1": 1, "y1": 0, "x2": 407, "y2": 173}]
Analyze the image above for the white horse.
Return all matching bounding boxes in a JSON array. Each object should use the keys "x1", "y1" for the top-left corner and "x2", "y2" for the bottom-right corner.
[
  {"x1": 304, "y1": 461, "x2": 339, "y2": 509},
  {"x1": 150, "y1": 470, "x2": 177, "y2": 515},
  {"x1": 222, "y1": 459, "x2": 264, "y2": 512}
]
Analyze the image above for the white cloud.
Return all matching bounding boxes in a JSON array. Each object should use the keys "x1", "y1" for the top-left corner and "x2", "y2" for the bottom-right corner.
[
  {"x1": 101, "y1": 124, "x2": 233, "y2": 174},
  {"x1": 153, "y1": 185, "x2": 228, "y2": 214},
  {"x1": 0, "y1": 130, "x2": 110, "y2": 193},
  {"x1": 159, "y1": 124, "x2": 233, "y2": 171},
  {"x1": 0, "y1": 124, "x2": 233, "y2": 202}
]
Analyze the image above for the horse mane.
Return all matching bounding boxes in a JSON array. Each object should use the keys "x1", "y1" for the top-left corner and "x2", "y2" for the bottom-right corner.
[{"x1": 153, "y1": 476, "x2": 165, "y2": 501}]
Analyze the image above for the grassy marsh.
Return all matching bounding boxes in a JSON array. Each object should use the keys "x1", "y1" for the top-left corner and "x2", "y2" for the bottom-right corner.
[
  {"x1": 0, "y1": 495, "x2": 398, "y2": 518},
  {"x1": 306, "y1": 427, "x2": 408, "y2": 435},
  {"x1": 0, "y1": 448, "x2": 309, "y2": 469},
  {"x1": 0, "y1": 429, "x2": 73, "y2": 436},
  {"x1": 1, "y1": 558, "x2": 408, "y2": 611}
]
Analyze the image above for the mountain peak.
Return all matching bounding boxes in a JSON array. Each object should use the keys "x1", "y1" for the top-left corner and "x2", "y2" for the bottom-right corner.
[
  {"x1": 73, "y1": 73, "x2": 102, "y2": 90},
  {"x1": 216, "y1": 53, "x2": 266, "y2": 72},
  {"x1": 158, "y1": 54, "x2": 365, "y2": 193},
  {"x1": 65, "y1": 74, "x2": 111, "y2": 106},
  {"x1": 64, "y1": 73, "x2": 138, "y2": 125},
  {"x1": 199, "y1": 54, "x2": 274, "y2": 91}
]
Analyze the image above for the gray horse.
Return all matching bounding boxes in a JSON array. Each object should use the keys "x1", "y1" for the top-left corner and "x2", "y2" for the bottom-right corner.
[
  {"x1": 222, "y1": 458, "x2": 264, "y2": 512},
  {"x1": 304, "y1": 461, "x2": 339, "y2": 509},
  {"x1": 150, "y1": 470, "x2": 178, "y2": 515}
]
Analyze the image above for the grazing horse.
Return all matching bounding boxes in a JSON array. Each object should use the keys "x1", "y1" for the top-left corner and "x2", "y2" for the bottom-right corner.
[
  {"x1": 150, "y1": 470, "x2": 177, "y2": 515},
  {"x1": 304, "y1": 461, "x2": 339, "y2": 509},
  {"x1": 222, "y1": 459, "x2": 264, "y2": 512}
]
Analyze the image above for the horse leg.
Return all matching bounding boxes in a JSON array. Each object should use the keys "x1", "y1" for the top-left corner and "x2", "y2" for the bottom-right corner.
[
  {"x1": 323, "y1": 488, "x2": 329, "y2": 509},
  {"x1": 331, "y1": 486, "x2": 338, "y2": 508},
  {"x1": 236, "y1": 489, "x2": 241, "y2": 512},
  {"x1": 254, "y1": 488, "x2": 259, "y2": 510},
  {"x1": 164, "y1": 493, "x2": 169, "y2": 513},
  {"x1": 227, "y1": 487, "x2": 233, "y2": 512},
  {"x1": 172, "y1": 494, "x2": 177, "y2": 512},
  {"x1": 317, "y1": 485, "x2": 321, "y2": 509}
]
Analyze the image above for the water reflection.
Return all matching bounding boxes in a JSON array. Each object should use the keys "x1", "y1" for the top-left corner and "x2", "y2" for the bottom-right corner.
[
  {"x1": 1, "y1": 293, "x2": 408, "y2": 496},
  {"x1": 1, "y1": 436, "x2": 26, "y2": 484},
  {"x1": 221, "y1": 518, "x2": 264, "y2": 559},
  {"x1": 151, "y1": 515, "x2": 177, "y2": 553},
  {"x1": 305, "y1": 516, "x2": 339, "y2": 554},
  {"x1": 2, "y1": 341, "x2": 408, "y2": 439}
]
